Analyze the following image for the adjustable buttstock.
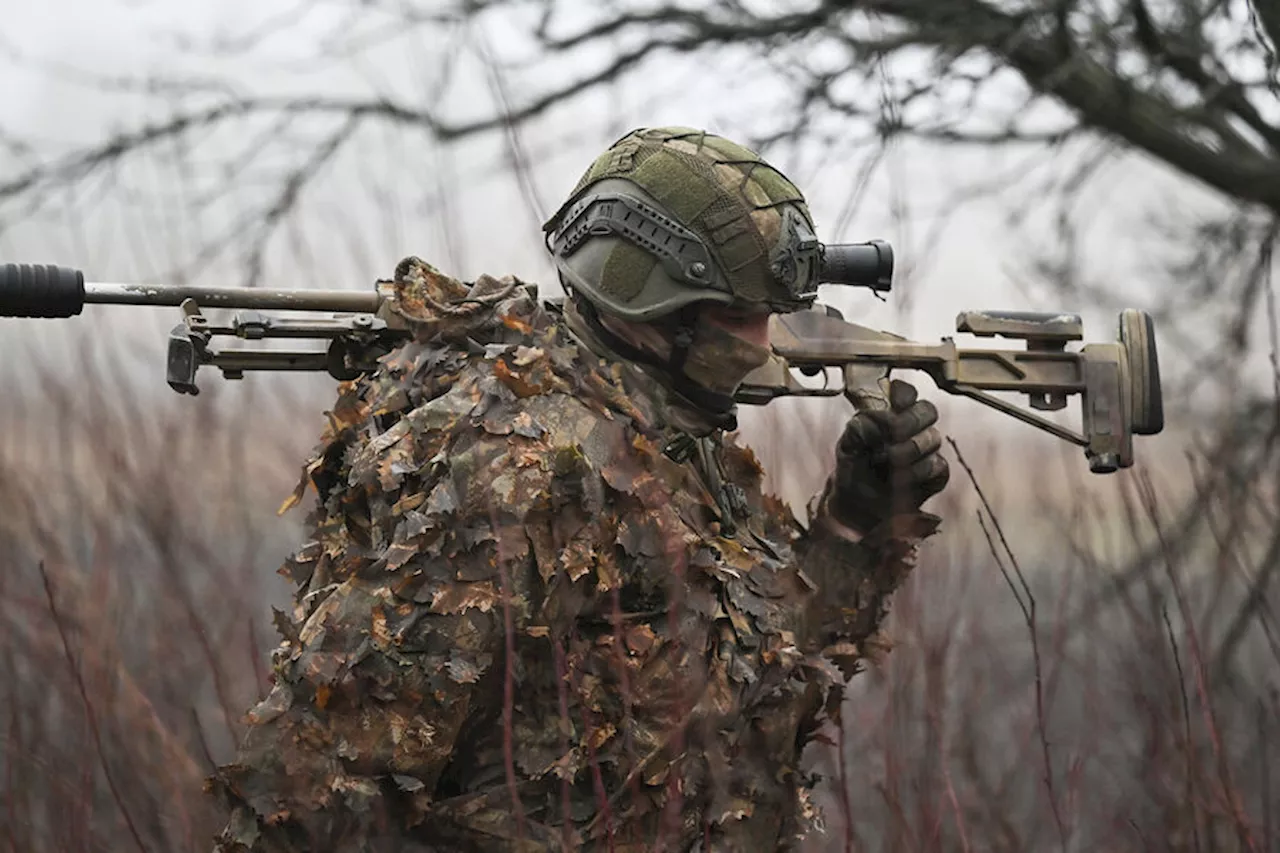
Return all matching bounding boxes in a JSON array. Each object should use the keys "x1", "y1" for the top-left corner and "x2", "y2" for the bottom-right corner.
[{"x1": 737, "y1": 306, "x2": 1165, "y2": 473}]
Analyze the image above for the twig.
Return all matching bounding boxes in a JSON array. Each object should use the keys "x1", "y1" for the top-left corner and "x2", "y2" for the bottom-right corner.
[
  {"x1": 247, "y1": 616, "x2": 268, "y2": 699},
  {"x1": 1127, "y1": 817, "x2": 1154, "y2": 851},
  {"x1": 837, "y1": 709, "x2": 854, "y2": 853},
  {"x1": 191, "y1": 706, "x2": 217, "y2": 773},
  {"x1": 942, "y1": 756, "x2": 972, "y2": 853},
  {"x1": 1263, "y1": 232, "x2": 1279, "y2": 409},
  {"x1": 491, "y1": 507, "x2": 527, "y2": 842},
  {"x1": 974, "y1": 510, "x2": 1024, "y2": 610},
  {"x1": 38, "y1": 561, "x2": 149, "y2": 853},
  {"x1": 948, "y1": 437, "x2": 1067, "y2": 852},
  {"x1": 242, "y1": 113, "x2": 360, "y2": 289},
  {"x1": 159, "y1": 535, "x2": 242, "y2": 748},
  {"x1": 552, "y1": 635, "x2": 575, "y2": 851},
  {"x1": 1163, "y1": 605, "x2": 1204, "y2": 853},
  {"x1": 474, "y1": 23, "x2": 549, "y2": 234},
  {"x1": 1259, "y1": 696, "x2": 1273, "y2": 851},
  {"x1": 1135, "y1": 471, "x2": 1260, "y2": 852},
  {"x1": 4, "y1": 681, "x2": 20, "y2": 853}
]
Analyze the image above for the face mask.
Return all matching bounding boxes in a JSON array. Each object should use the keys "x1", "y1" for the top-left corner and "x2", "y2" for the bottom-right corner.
[{"x1": 679, "y1": 315, "x2": 772, "y2": 396}]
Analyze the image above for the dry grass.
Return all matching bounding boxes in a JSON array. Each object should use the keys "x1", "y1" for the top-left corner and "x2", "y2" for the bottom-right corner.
[{"x1": 1, "y1": 358, "x2": 1276, "y2": 852}]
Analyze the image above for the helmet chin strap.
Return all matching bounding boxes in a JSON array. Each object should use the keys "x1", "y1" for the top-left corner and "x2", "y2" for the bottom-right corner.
[{"x1": 570, "y1": 296, "x2": 739, "y2": 430}]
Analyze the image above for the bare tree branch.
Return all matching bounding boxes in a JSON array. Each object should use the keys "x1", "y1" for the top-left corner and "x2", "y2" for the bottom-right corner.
[
  {"x1": 847, "y1": 0, "x2": 1280, "y2": 212},
  {"x1": 242, "y1": 114, "x2": 360, "y2": 287}
]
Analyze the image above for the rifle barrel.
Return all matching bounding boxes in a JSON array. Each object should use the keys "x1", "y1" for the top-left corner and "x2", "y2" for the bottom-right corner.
[
  {"x1": 1, "y1": 264, "x2": 383, "y2": 318},
  {"x1": 85, "y1": 281, "x2": 381, "y2": 313}
]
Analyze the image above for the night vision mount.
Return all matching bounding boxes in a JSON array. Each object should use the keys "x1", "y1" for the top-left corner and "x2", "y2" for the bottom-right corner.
[
  {"x1": 0, "y1": 251, "x2": 1163, "y2": 474},
  {"x1": 548, "y1": 190, "x2": 894, "y2": 305}
]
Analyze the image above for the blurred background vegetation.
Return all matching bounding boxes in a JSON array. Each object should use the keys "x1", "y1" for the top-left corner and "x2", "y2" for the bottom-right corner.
[{"x1": 1, "y1": 1, "x2": 1277, "y2": 850}]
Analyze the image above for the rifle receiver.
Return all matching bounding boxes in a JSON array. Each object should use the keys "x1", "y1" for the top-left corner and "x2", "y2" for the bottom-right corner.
[{"x1": 0, "y1": 264, "x2": 381, "y2": 315}]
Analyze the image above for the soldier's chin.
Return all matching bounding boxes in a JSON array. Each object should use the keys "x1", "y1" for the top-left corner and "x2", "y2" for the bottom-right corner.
[
  {"x1": 683, "y1": 350, "x2": 770, "y2": 393},
  {"x1": 681, "y1": 366, "x2": 756, "y2": 397}
]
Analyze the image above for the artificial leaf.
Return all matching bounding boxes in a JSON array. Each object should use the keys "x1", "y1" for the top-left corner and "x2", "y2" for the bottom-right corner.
[{"x1": 429, "y1": 582, "x2": 499, "y2": 615}]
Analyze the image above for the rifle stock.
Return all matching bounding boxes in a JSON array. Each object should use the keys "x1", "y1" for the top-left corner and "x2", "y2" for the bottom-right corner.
[{"x1": 737, "y1": 307, "x2": 1163, "y2": 473}]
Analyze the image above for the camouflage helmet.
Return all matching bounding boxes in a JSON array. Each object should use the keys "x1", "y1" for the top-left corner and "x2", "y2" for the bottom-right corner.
[{"x1": 542, "y1": 127, "x2": 822, "y2": 322}]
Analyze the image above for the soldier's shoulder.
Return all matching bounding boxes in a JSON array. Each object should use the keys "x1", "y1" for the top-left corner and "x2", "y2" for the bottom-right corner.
[
  {"x1": 288, "y1": 266, "x2": 673, "y2": 519},
  {"x1": 387, "y1": 269, "x2": 661, "y2": 443}
]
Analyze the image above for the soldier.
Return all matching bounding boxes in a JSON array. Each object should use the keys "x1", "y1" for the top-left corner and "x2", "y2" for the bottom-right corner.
[{"x1": 208, "y1": 126, "x2": 950, "y2": 852}]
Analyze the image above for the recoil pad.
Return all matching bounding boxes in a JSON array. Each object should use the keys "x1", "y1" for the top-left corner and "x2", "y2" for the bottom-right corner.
[{"x1": 0, "y1": 264, "x2": 86, "y2": 317}]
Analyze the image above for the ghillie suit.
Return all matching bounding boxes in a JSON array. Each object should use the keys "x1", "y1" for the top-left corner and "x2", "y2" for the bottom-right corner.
[
  {"x1": 207, "y1": 261, "x2": 934, "y2": 852},
  {"x1": 209, "y1": 128, "x2": 946, "y2": 852}
]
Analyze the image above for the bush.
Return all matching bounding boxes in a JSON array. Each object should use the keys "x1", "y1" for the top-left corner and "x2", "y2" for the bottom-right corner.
[{"x1": 2, "y1": 366, "x2": 1275, "y2": 852}]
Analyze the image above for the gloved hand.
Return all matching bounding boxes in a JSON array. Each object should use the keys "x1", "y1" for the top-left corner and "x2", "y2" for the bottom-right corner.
[{"x1": 816, "y1": 379, "x2": 950, "y2": 538}]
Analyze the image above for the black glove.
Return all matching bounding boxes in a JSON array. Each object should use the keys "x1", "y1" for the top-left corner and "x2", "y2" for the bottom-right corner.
[{"x1": 818, "y1": 379, "x2": 950, "y2": 537}]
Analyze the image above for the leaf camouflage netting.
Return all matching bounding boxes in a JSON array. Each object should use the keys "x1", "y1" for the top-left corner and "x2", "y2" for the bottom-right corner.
[{"x1": 206, "y1": 257, "x2": 936, "y2": 853}]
